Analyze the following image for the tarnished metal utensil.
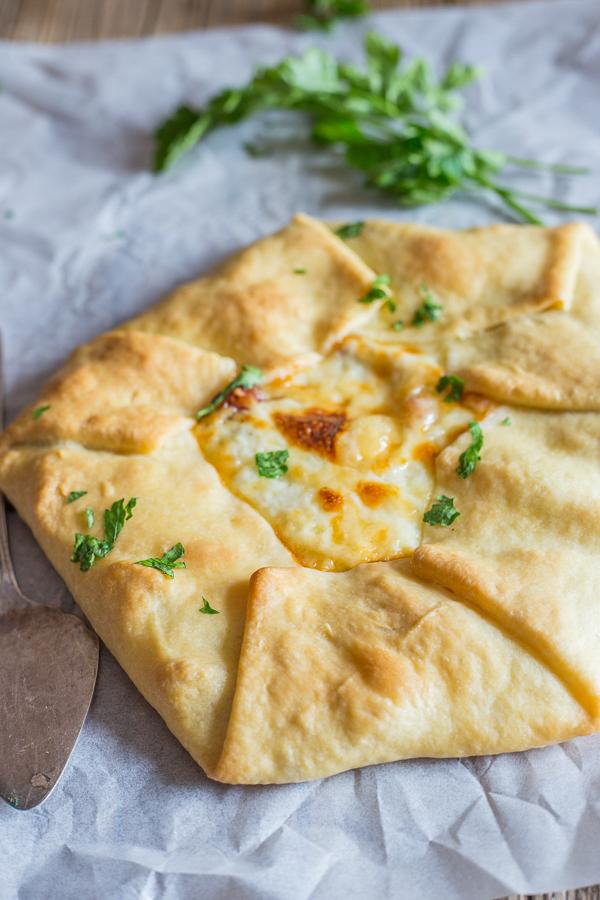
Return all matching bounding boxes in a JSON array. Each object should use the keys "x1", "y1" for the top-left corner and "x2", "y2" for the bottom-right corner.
[{"x1": 0, "y1": 340, "x2": 99, "y2": 810}]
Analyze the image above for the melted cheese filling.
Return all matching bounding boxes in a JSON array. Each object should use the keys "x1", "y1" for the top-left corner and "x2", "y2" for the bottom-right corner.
[{"x1": 196, "y1": 337, "x2": 485, "y2": 571}]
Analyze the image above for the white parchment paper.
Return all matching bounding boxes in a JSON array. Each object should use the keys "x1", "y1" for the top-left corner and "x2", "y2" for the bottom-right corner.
[{"x1": 1, "y1": 2, "x2": 600, "y2": 897}]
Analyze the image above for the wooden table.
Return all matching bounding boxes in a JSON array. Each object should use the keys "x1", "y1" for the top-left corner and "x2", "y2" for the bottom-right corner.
[
  {"x1": 0, "y1": 2, "x2": 598, "y2": 899},
  {"x1": 1, "y1": 0, "x2": 544, "y2": 40}
]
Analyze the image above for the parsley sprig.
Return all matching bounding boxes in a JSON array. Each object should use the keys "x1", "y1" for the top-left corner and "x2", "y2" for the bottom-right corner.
[
  {"x1": 200, "y1": 597, "x2": 219, "y2": 615},
  {"x1": 335, "y1": 221, "x2": 364, "y2": 239},
  {"x1": 135, "y1": 543, "x2": 186, "y2": 579},
  {"x1": 412, "y1": 284, "x2": 442, "y2": 326},
  {"x1": 196, "y1": 365, "x2": 262, "y2": 421},
  {"x1": 295, "y1": 0, "x2": 369, "y2": 32},
  {"x1": 423, "y1": 495, "x2": 460, "y2": 527},
  {"x1": 67, "y1": 491, "x2": 88, "y2": 504},
  {"x1": 358, "y1": 273, "x2": 391, "y2": 304},
  {"x1": 71, "y1": 497, "x2": 137, "y2": 572},
  {"x1": 256, "y1": 450, "x2": 289, "y2": 478},
  {"x1": 154, "y1": 32, "x2": 597, "y2": 223},
  {"x1": 457, "y1": 421, "x2": 483, "y2": 479},
  {"x1": 436, "y1": 374, "x2": 464, "y2": 403}
]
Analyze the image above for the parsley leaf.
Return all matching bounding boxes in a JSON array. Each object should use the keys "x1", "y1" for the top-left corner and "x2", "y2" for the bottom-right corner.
[
  {"x1": 423, "y1": 495, "x2": 460, "y2": 526},
  {"x1": 71, "y1": 534, "x2": 112, "y2": 572},
  {"x1": 200, "y1": 596, "x2": 219, "y2": 615},
  {"x1": 412, "y1": 284, "x2": 442, "y2": 326},
  {"x1": 104, "y1": 497, "x2": 137, "y2": 546},
  {"x1": 295, "y1": 0, "x2": 369, "y2": 32},
  {"x1": 135, "y1": 542, "x2": 187, "y2": 579},
  {"x1": 391, "y1": 320, "x2": 404, "y2": 331},
  {"x1": 67, "y1": 491, "x2": 88, "y2": 504},
  {"x1": 196, "y1": 365, "x2": 263, "y2": 420},
  {"x1": 358, "y1": 273, "x2": 391, "y2": 304},
  {"x1": 33, "y1": 405, "x2": 51, "y2": 419},
  {"x1": 243, "y1": 141, "x2": 272, "y2": 158},
  {"x1": 71, "y1": 497, "x2": 137, "y2": 572},
  {"x1": 294, "y1": 267, "x2": 307, "y2": 274},
  {"x1": 256, "y1": 450, "x2": 289, "y2": 478},
  {"x1": 457, "y1": 421, "x2": 484, "y2": 479},
  {"x1": 85, "y1": 507, "x2": 95, "y2": 529},
  {"x1": 436, "y1": 374, "x2": 464, "y2": 403},
  {"x1": 501, "y1": 416, "x2": 511, "y2": 426},
  {"x1": 153, "y1": 32, "x2": 596, "y2": 222},
  {"x1": 335, "y1": 221, "x2": 364, "y2": 239}
]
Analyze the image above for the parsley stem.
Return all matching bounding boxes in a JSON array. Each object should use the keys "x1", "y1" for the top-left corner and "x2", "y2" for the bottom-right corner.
[
  {"x1": 499, "y1": 189, "x2": 599, "y2": 216},
  {"x1": 493, "y1": 191, "x2": 543, "y2": 226},
  {"x1": 506, "y1": 155, "x2": 591, "y2": 176},
  {"x1": 474, "y1": 176, "x2": 543, "y2": 225}
]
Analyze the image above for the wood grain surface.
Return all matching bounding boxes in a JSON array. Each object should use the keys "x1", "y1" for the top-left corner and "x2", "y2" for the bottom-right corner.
[
  {"x1": 0, "y1": 1, "x2": 597, "y2": 899},
  {"x1": 1, "y1": 0, "x2": 537, "y2": 40}
]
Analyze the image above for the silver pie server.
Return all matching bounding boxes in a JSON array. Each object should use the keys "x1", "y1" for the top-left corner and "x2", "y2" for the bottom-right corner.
[{"x1": 0, "y1": 339, "x2": 99, "y2": 810}]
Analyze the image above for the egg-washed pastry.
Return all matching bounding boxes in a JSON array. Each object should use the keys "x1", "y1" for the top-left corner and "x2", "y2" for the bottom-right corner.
[{"x1": 2, "y1": 213, "x2": 600, "y2": 784}]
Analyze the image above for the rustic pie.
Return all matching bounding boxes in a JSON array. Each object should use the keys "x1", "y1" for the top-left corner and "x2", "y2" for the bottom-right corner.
[{"x1": 2, "y1": 213, "x2": 600, "y2": 784}]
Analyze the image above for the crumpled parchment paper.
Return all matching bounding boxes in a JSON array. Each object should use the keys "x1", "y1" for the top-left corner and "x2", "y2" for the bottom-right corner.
[{"x1": 1, "y1": 1, "x2": 600, "y2": 897}]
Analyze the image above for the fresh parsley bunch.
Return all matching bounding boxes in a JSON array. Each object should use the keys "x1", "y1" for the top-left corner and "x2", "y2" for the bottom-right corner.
[{"x1": 154, "y1": 32, "x2": 596, "y2": 224}]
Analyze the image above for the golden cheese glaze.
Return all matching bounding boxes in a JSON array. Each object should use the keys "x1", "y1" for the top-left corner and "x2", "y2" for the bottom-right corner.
[{"x1": 196, "y1": 336, "x2": 484, "y2": 571}]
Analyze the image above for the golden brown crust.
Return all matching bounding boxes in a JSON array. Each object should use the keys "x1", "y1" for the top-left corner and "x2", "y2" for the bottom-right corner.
[
  {"x1": 124, "y1": 214, "x2": 378, "y2": 370},
  {"x1": 215, "y1": 561, "x2": 596, "y2": 784},
  {"x1": 2, "y1": 214, "x2": 600, "y2": 784},
  {"x1": 0, "y1": 331, "x2": 237, "y2": 454},
  {"x1": 346, "y1": 219, "x2": 589, "y2": 337},
  {"x1": 413, "y1": 408, "x2": 600, "y2": 718}
]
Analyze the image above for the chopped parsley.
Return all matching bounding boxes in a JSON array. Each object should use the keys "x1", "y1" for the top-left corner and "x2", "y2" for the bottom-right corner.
[
  {"x1": 104, "y1": 497, "x2": 137, "y2": 545},
  {"x1": 196, "y1": 365, "x2": 262, "y2": 420},
  {"x1": 457, "y1": 421, "x2": 484, "y2": 479},
  {"x1": 358, "y1": 273, "x2": 391, "y2": 304},
  {"x1": 436, "y1": 374, "x2": 464, "y2": 403},
  {"x1": 335, "y1": 221, "x2": 364, "y2": 240},
  {"x1": 71, "y1": 497, "x2": 137, "y2": 572},
  {"x1": 135, "y1": 543, "x2": 186, "y2": 579},
  {"x1": 85, "y1": 508, "x2": 95, "y2": 529},
  {"x1": 70, "y1": 534, "x2": 112, "y2": 572},
  {"x1": 391, "y1": 321, "x2": 404, "y2": 331},
  {"x1": 4, "y1": 209, "x2": 15, "y2": 220},
  {"x1": 294, "y1": 268, "x2": 307, "y2": 274},
  {"x1": 67, "y1": 491, "x2": 88, "y2": 504},
  {"x1": 200, "y1": 596, "x2": 219, "y2": 615},
  {"x1": 385, "y1": 298, "x2": 397, "y2": 312},
  {"x1": 501, "y1": 416, "x2": 511, "y2": 426},
  {"x1": 33, "y1": 405, "x2": 51, "y2": 419},
  {"x1": 412, "y1": 284, "x2": 442, "y2": 327},
  {"x1": 256, "y1": 449, "x2": 289, "y2": 478},
  {"x1": 423, "y1": 495, "x2": 460, "y2": 527}
]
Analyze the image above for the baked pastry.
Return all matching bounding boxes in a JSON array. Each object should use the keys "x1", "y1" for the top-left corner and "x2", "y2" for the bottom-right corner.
[{"x1": 2, "y1": 213, "x2": 600, "y2": 784}]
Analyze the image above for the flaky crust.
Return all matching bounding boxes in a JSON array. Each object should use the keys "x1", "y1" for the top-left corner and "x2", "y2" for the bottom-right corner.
[{"x1": 2, "y1": 213, "x2": 600, "y2": 784}]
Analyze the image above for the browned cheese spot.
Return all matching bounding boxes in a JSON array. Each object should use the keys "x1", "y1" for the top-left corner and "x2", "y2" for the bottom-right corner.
[
  {"x1": 273, "y1": 408, "x2": 347, "y2": 460},
  {"x1": 318, "y1": 487, "x2": 344, "y2": 512},
  {"x1": 223, "y1": 386, "x2": 263, "y2": 412},
  {"x1": 412, "y1": 442, "x2": 438, "y2": 466},
  {"x1": 356, "y1": 481, "x2": 399, "y2": 508}
]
